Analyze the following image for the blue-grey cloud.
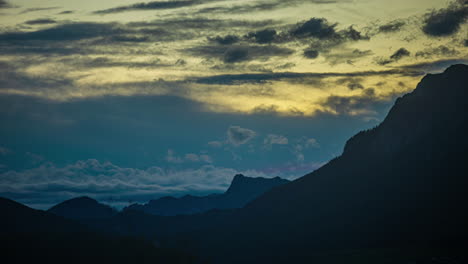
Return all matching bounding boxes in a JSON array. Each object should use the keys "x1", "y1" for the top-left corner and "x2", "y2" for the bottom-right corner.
[
  {"x1": 227, "y1": 126, "x2": 256, "y2": 146},
  {"x1": 0, "y1": 159, "x2": 269, "y2": 209},
  {"x1": 264, "y1": 134, "x2": 288, "y2": 149}
]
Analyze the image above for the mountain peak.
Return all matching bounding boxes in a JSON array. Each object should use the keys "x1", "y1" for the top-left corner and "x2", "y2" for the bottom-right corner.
[
  {"x1": 124, "y1": 174, "x2": 290, "y2": 216},
  {"x1": 48, "y1": 196, "x2": 116, "y2": 219},
  {"x1": 444, "y1": 63, "x2": 468, "y2": 73},
  {"x1": 226, "y1": 175, "x2": 289, "y2": 195},
  {"x1": 63, "y1": 196, "x2": 98, "y2": 204},
  {"x1": 231, "y1": 174, "x2": 247, "y2": 182},
  {"x1": 344, "y1": 63, "x2": 468, "y2": 156}
]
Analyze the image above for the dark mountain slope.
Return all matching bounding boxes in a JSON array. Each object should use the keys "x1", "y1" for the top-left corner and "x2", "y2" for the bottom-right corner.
[
  {"x1": 124, "y1": 174, "x2": 289, "y2": 216},
  {"x1": 48, "y1": 196, "x2": 117, "y2": 219},
  {"x1": 0, "y1": 197, "x2": 197, "y2": 263},
  {"x1": 204, "y1": 64, "x2": 468, "y2": 262}
]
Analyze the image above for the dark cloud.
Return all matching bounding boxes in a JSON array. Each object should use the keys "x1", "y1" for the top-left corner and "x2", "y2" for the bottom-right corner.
[
  {"x1": 0, "y1": 0, "x2": 11, "y2": 8},
  {"x1": 25, "y1": 18, "x2": 57, "y2": 25},
  {"x1": 289, "y1": 18, "x2": 368, "y2": 58},
  {"x1": 227, "y1": 126, "x2": 256, "y2": 146},
  {"x1": 196, "y1": 0, "x2": 339, "y2": 15},
  {"x1": 185, "y1": 45, "x2": 294, "y2": 63},
  {"x1": 378, "y1": 20, "x2": 406, "y2": 33},
  {"x1": 0, "y1": 61, "x2": 74, "y2": 93},
  {"x1": 108, "y1": 35, "x2": 150, "y2": 43},
  {"x1": 398, "y1": 59, "x2": 468, "y2": 73},
  {"x1": 58, "y1": 10, "x2": 74, "y2": 15},
  {"x1": 336, "y1": 77, "x2": 365, "y2": 90},
  {"x1": 390, "y1": 48, "x2": 411, "y2": 60},
  {"x1": 0, "y1": 21, "x2": 179, "y2": 55},
  {"x1": 303, "y1": 49, "x2": 319, "y2": 59},
  {"x1": 128, "y1": 18, "x2": 278, "y2": 30},
  {"x1": 320, "y1": 88, "x2": 381, "y2": 116},
  {"x1": 415, "y1": 45, "x2": 459, "y2": 58},
  {"x1": 0, "y1": 17, "x2": 281, "y2": 58},
  {"x1": 290, "y1": 19, "x2": 367, "y2": 43},
  {"x1": 224, "y1": 47, "x2": 249, "y2": 63},
  {"x1": 342, "y1": 26, "x2": 368, "y2": 41},
  {"x1": 324, "y1": 49, "x2": 373, "y2": 65},
  {"x1": 291, "y1": 18, "x2": 338, "y2": 39},
  {"x1": 54, "y1": 56, "x2": 172, "y2": 69},
  {"x1": 205, "y1": 18, "x2": 365, "y2": 48},
  {"x1": 246, "y1": 29, "x2": 277, "y2": 44},
  {"x1": 377, "y1": 48, "x2": 411, "y2": 65},
  {"x1": 422, "y1": 1, "x2": 468, "y2": 37},
  {"x1": 348, "y1": 82, "x2": 364, "y2": 90},
  {"x1": 197, "y1": 2, "x2": 278, "y2": 14},
  {"x1": 194, "y1": 69, "x2": 423, "y2": 85},
  {"x1": 0, "y1": 22, "x2": 123, "y2": 42},
  {"x1": 19, "y1": 7, "x2": 60, "y2": 14},
  {"x1": 94, "y1": 0, "x2": 199, "y2": 14},
  {"x1": 209, "y1": 35, "x2": 240, "y2": 45}
]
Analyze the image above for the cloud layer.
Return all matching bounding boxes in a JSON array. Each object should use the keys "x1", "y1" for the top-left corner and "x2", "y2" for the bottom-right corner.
[{"x1": 0, "y1": 159, "x2": 271, "y2": 209}]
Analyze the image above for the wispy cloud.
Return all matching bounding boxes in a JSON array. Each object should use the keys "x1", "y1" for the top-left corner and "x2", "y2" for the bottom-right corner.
[{"x1": 0, "y1": 159, "x2": 270, "y2": 208}]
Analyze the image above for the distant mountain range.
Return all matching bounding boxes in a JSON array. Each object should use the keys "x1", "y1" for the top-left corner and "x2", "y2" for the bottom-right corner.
[
  {"x1": 48, "y1": 196, "x2": 117, "y2": 220},
  {"x1": 2, "y1": 65, "x2": 468, "y2": 263},
  {"x1": 124, "y1": 174, "x2": 290, "y2": 216},
  {"x1": 0, "y1": 197, "x2": 196, "y2": 263}
]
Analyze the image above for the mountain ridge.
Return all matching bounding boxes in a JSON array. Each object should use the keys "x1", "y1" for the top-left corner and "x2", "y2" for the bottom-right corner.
[
  {"x1": 48, "y1": 196, "x2": 117, "y2": 220},
  {"x1": 124, "y1": 174, "x2": 289, "y2": 216}
]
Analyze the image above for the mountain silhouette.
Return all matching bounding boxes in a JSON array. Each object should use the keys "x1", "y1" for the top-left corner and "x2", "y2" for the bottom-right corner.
[
  {"x1": 0, "y1": 197, "x2": 197, "y2": 263},
  {"x1": 48, "y1": 196, "x2": 117, "y2": 220},
  {"x1": 124, "y1": 174, "x2": 289, "y2": 216},
  {"x1": 3, "y1": 65, "x2": 468, "y2": 263},
  {"x1": 203, "y1": 64, "x2": 468, "y2": 262},
  {"x1": 76, "y1": 64, "x2": 468, "y2": 263}
]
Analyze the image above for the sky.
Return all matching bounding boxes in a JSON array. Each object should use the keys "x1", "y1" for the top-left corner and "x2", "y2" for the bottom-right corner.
[{"x1": 0, "y1": 0, "x2": 467, "y2": 209}]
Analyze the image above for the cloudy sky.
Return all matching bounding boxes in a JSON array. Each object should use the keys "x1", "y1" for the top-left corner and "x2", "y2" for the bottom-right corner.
[{"x1": 0, "y1": 0, "x2": 467, "y2": 209}]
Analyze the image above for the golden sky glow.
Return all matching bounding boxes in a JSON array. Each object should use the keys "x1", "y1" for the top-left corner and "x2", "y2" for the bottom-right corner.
[{"x1": 1, "y1": 0, "x2": 467, "y2": 116}]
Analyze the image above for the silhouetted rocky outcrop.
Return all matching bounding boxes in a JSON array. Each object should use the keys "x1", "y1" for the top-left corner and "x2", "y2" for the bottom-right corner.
[{"x1": 124, "y1": 174, "x2": 289, "y2": 216}]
